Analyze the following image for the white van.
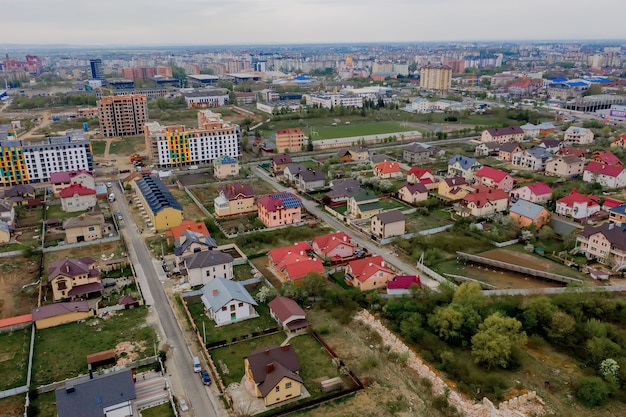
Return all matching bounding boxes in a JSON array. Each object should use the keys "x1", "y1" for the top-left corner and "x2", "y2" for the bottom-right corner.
[{"x1": 193, "y1": 356, "x2": 201, "y2": 373}]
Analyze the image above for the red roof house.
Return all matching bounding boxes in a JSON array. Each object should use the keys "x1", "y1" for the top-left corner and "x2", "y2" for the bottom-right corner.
[
  {"x1": 344, "y1": 255, "x2": 395, "y2": 291},
  {"x1": 268, "y1": 242, "x2": 325, "y2": 283},
  {"x1": 592, "y1": 151, "x2": 623, "y2": 167},
  {"x1": 386, "y1": 275, "x2": 421, "y2": 295},
  {"x1": 406, "y1": 167, "x2": 435, "y2": 187},
  {"x1": 583, "y1": 161, "x2": 626, "y2": 189},
  {"x1": 374, "y1": 161, "x2": 402, "y2": 179},
  {"x1": 311, "y1": 232, "x2": 355, "y2": 260},
  {"x1": 475, "y1": 166, "x2": 515, "y2": 192},
  {"x1": 555, "y1": 188, "x2": 601, "y2": 220},
  {"x1": 165, "y1": 220, "x2": 210, "y2": 244}
]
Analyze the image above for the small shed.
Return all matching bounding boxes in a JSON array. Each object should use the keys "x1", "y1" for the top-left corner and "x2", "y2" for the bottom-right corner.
[
  {"x1": 119, "y1": 295, "x2": 140, "y2": 309},
  {"x1": 87, "y1": 349, "x2": 116, "y2": 367}
]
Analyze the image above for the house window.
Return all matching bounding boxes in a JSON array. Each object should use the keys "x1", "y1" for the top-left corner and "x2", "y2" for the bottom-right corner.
[
  {"x1": 230, "y1": 304, "x2": 235, "y2": 311},
  {"x1": 238, "y1": 302, "x2": 243, "y2": 307},
  {"x1": 230, "y1": 312, "x2": 236, "y2": 320},
  {"x1": 222, "y1": 306, "x2": 227, "y2": 311},
  {"x1": 285, "y1": 382, "x2": 292, "y2": 389},
  {"x1": 275, "y1": 386, "x2": 280, "y2": 392}
]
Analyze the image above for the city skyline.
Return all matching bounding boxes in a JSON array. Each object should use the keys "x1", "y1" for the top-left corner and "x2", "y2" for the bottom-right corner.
[{"x1": 1, "y1": 0, "x2": 625, "y2": 46}]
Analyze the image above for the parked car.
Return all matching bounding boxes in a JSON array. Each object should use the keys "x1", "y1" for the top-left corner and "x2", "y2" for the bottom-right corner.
[
  {"x1": 106, "y1": 182, "x2": 112, "y2": 188},
  {"x1": 117, "y1": 211, "x2": 123, "y2": 220},
  {"x1": 200, "y1": 370, "x2": 212, "y2": 386},
  {"x1": 179, "y1": 399, "x2": 189, "y2": 412}
]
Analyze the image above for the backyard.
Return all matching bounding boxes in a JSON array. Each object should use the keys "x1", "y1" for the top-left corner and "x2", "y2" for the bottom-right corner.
[
  {"x1": 0, "y1": 255, "x2": 40, "y2": 318},
  {"x1": 31, "y1": 307, "x2": 156, "y2": 386},
  {"x1": 0, "y1": 327, "x2": 31, "y2": 390},
  {"x1": 169, "y1": 188, "x2": 207, "y2": 222},
  {"x1": 45, "y1": 203, "x2": 85, "y2": 221}
]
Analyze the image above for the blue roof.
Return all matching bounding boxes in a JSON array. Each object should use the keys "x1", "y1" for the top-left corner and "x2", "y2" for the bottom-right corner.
[
  {"x1": 526, "y1": 147, "x2": 553, "y2": 159},
  {"x1": 200, "y1": 277, "x2": 257, "y2": 312},
  {"x1": 215, "y1": 154, "x2": 237, "y2": 165},
  {"x1": 270, "y1": 192, "x2": 304, "y2": 209},
  {"x1": 547, "y1": 77, "x2": 568, "y2": 83},
  {"x1": 565, "y1": 81, "x2": 588, "y2": 87},
  {"x1": 510, "y1": 199, "x2": 546, "y2": 219},
  {"x1": 448, "y1": 155, "x2": 478, "y2": 170},
  {"x1": 135, "y1": 175, "x2": 183, "y2": 215},
  {"x1": 610, "y1": 204, "x2": 626, "y2": 215},
  {"x1": 294, "y1": 75, "x2": 311, "y2": 81},
  {"x1": 584, "y1": 77, "x2": 613, "y2": 83}
]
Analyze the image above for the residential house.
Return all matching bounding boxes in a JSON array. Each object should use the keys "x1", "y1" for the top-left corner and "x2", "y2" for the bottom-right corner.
[
  {"x1": 545, "y1": 155, "x2": 584, "y2": 177},
  {"x1": 558, "y1": 146, "x2": 587, "y2": 159},
  {"x1": 271, "y1": 153, "x2": 293, "y2": 176},
  {"x1": 510, "y1": 182, "x2": 552, "y2": 204},
  {"x1": 538, "y1": 139, "x2": 562, "y2": 153},
  {"x1": 296, "y1": 169, "x2": 326, "y2": 192},
  {"x1": 268, "y1": 242, "x2": 325, "y2": 283},
  {"x1": 268, "y1": 297, "x2": 310, "y2": 334},
  {"x1": 583, "y1": 162, "x2": 626, "y2": 189},
  {"x1": 214, "y1": 182, "x2": 256, "y2": 218},
  {"x1": 576, "y1": 222, "x2": 626, "y2": 269},
  {"x1": 2, "y1": 184, "x2": 35, "y2": 206},
  {"x1": 59, "y1": 184, "x2": 97, "y2": 213},
  {"x1": 32, "y1": 301, "x2": 94, "y2": 329},
  {"x1": 213, "y1": 155, "x2": 240, "y2": 179},
  {"x1": 165, "y1": 220, "x2": 210, "y2": 245},
  {"x1": 311, "y1": 232, "x2": 355, "y2": 260},
  {"x1": 174, "y1": 229, "x2": 218, "y2": 266},
  {"x1": 50, "y1": 170, "x2": 95, "y2": 197},
  {"x1": 386, "y1": 275, "x2": 421, "y2": 296},
  {"x1": 564, "y1": 126, "x2": 594, "y2": 145},
  {"x1": 592, "y1": 151, "x2": 623, "y2": 167},
  {"x1": 183, "y1": 251, "x2": 234, "y2": 287},
  {"x1": 0, "y1": 221, "x2": 9, "y2": 244},
  {"x1": 245, "y1": 344, "x2": 303, "y2": 406},
  {"x1": 609, "y1": 204, "x2": 626, "y2": 225},
  {"x1": 257, "y1": 192, "x2": 303, "y2": 227},
  {"x1": 556, "y1": 188, "x2": 600, "y2": 220},
  {"x1": 398, "y1": 182, "x2": 429, "y2": 205},
  {"x1": 370, "y1": 153, "x2": 390, "y2": 165},
  {"x1": 200, "y1": 277, "x2": 258, "y2": 325},
  {"x1": 48, "y1": 257, "x2": 103, "y2": 302},
  {"x1": 438, "y1": 177, "x2": 470, "y2": 200},
  {"x1": 347, "y1": 189, "x2": 382, "y2": 219},
  {"x1": 133, "y1": 175, "x2": 183, "y2": 232},
  {"x1": 447, "y1": 155, "x2": 481, "y2": 181},
  {"x1": 498, "y1": 142, "x2": 522, "y2": 162},
  {"x1": 406, "y1": 167, "x2": 436, "y2": 189},
  {"x1": 0, "y1": 200, "x2": 15, "y2": 226},
  {"x1": 345, "y1": 255, "x2": 395, "y2": 291},
  {"x1": 374, "y1": 161, "x2": 402, "y2": 179},
  {"x1": 511, "y1": 147, "x2": 553, "y2": 171},
  {"x1": 509, "y1": 199, "x2": 550, "y2": 229},
  {"x1": 283, "y1": 164, "x2": 307, "y2": 183},
  {"x1": 403, "y1": 143, "x2": 430, "y2": 163},
  {"x1": 324, "y1": 179, "x2": 360, "y2": 203},
  {"x1": 55, "y1": 370, "x2": 136, "y2": 417},
  {"x1": 338, "y1": 147, "x2": 369, "y2": 162},
  {"x1": 475, "y1": 142, "x2": 500, "y2": 157},
  {"x1": 611, "y1": 134, "x2": 626, "y2": 149},
  {"x1": 481, "y1": 126, "x2": 525, "y2": 144},
  {"x1": 456, "y1": 187, "x2": 509, "y2": 218},
  {"x1": 520, "y1": 123, "x2": 555, "y2": 139},
  {"x1": 63, "y1": 211, "x2": 105, "y2": 244},
  {"x1": 371, "y1": 210, "x2": 406, "y2": 239},
  {"x1": 474, "y1": 166, "x2": 514, "y2": 192}
]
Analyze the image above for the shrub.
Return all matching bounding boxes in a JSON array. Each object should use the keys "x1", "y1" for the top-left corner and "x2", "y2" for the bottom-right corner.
[{"x1": 576, "y1": 376, "x2": 610, "y2": 407}]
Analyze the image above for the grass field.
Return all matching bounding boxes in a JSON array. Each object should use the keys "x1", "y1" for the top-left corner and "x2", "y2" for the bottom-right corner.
[
  {"x1": 45, "y1": 204, "x2": 85, "y2": 221},
  {"x1": 233, "y1": 264, "x2": 255, "y2": 282},
  {"x1": 0, "y1": 328, "x2": 31, "y2": 390},
  {"x1": 91, "y1": 139, "x2": 106, "y2": 156},
  {"x1": 307, "y1": 122, "x2": 414, "y2": 141},
  {"x1": 109, "y1": 135, "x2": 146, "y2": 156},
  {"x1": 141, "y1": 402, "x2": 175, "y2": 417},
  {"x1": 378, "y1": 198, "x2": 411, "y2": 211},
  {"x1": 32, "y1": 307, "x2": 156, "y2": 386}
]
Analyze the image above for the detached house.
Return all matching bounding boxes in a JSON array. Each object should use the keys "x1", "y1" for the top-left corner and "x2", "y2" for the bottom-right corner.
[
  {"x1": 268, "y1": 242, "x2": 325, "y2": 283},
  {"x1": 592, "y1": 151, "x2": 623, "y2": 167},
  {"x1": 611, "y1": 134, "x2": 626, "y2": 149},
  {"x1": 538, "y1": 139, "x2": 562, "y2": 153},
  {"x1": 183, "y1": 251, "x2": 234, "y2": 287},
  {"x1": 511, "y1": 147, "x2": 553, "y2": 171},
  {"x1": 456, "y1": 187, "x2": 509, "y2": 218},
  {"x1": 609, "y1": 204, "x2": 626, "y2": 225},
  {"x1": 283, "y1": 164, "x2": 307, "y2": 183},
  {"x1": 509, "y1": 200, "x2": 550, "y2": 229},
  {"x1": 200, "y1": 277, "x2": 258, "y2": 326},
  {"x1": 63, "y1": 211, "x2": 105, "y2": 244},
  {"x1": 347, "y1": 189, "x2": 382, "y2": 219},
  {"x1": 583, "y1": 162, "x2": 626, "y2": 189},
  {"x1": 510, "y1": 182, "x2": 552, "y2": 204},
  {"x1": 374, "y1": 161, "x2": 402, "y2": 179},
  {"x1": 245, "y1": 344, "x2": 303, "y2": 406},
  {"x1": 268, "y1": 297, "x2": 310, "y2": 334},
  {"x1": 497, "y1": 142, "x2": 522, "y2": 162},
  {"x1": 296, "y1": 169, "x2": 326, "y2": 192},
  {"x1": 564, "y1": 126, "x2": 594, "y2": 145},
  {"x1": 2, "y1": 184, "x2": 35, "y2": 206},
  {"x1": 50, "y1": 170, "x2": 95, "y2": 197},
  {"x1": 475, "y1": 142, "x2": 500, "y2": 157},
  {"x1": 558, "y1": 146, "x2": 586, "y2": 159},
  {"x1": 371, "y1": 210, "x2": 406, "y2": 239},
  {"x1": 271, "y1": 153, "x2": 293, "y2": 176},
  {"x1": 556, "y1": 188, "x2": 600, "y2": 220},
  {"x1": 257, "y1": 192, "x2": 303, "y2": 227},
  {"x1": 406, "y1": 167, "x2": 437, "y2": 189},
  {"x1": 576, "y1": 223, "x2": 626, "y2": 270},
  {"x1": 403, "y1": 143, "x2": 430, "y2": 163},
  {"x1": 481, "y1": 126, "x2": 525, "y2": 144},
  {"x1": 213, "y1": 155, "x2": 240, "y2": 179},
  {"x1": 174, "y1": 229, "x2": 218, "y2": 266},
  {"x1": 214, "y1": 182, "x2": 256, "y2": 218},
  {"x1": 438, "y1": 177, "x2": 470, "y2": 200},
  {"x1": 60, "y1": 184, "x2": 97, "y2": 213},
  {"x1": 324, "y1": 179, "x2": 361, "y2": 203},
  {"x1": 48, "y1": 257, "x2": 102, "y2": 302},
  {"x1": 398, "y1": 182, "x2": 429, "y2": 205},
  {"x1": 311, "y1": 232, "x2": 355, "y2": 260},
  {"x1": 447, "y1": 155, "x2": 481, "y2": 181},
  {"x1": 545, "y1": 155, "x2": 584, "y2": 177},
  {"x1": 345, "y1": 255, "x2": 395, "y2": 291},
  {"x1": 337, "y1": 147, "x2": 369, "y2": 162},
  {"x1": 474, "y1": 166, "x2": 514, "y2": 192}
]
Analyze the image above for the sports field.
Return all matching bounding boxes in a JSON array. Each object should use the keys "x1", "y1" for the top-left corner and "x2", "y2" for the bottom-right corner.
[{"x1": 307, "y1": 121, "x2": 414, "y2": 140}]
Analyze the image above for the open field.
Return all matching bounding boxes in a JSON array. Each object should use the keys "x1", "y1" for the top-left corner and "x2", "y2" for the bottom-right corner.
[
  {"x1": 108, "y1": 135, "x2": 146, "y2": 156},
  {"x1": 32, "y1": 307, "x2": 156, "y2": 386},
  {"x1": 190, "y1": 180, "x2": 276, "y2": 212},
  {"x1": 43, "y1": 241, "x2": 124, "y2": 267},
  {"x1": 0, "y1": 255, "x2": 40, "y2": 318},
  {"x1": 15, "y1": 206, "x2": 44, "y2": 228},
  {"x1": 306, "y1": 122, "x2": 414, "y2": 141},
  {"x1": 0, "y1": 328, "x2": 31, "y2": 390},
  {"x1": 0, "y1": 394, "x2": 27, "y2": 417},
  {"x1": 169, "y1": 188, "x2": 206, "y2": 222},
  {"x1": 91, "y1": 139, "x2": 107, "y2": 156},
  {"x1": 405, "y1": 210, "x2": 453, "y2": 233}
]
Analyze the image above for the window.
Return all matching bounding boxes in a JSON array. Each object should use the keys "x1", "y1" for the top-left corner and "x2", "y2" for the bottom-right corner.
[
  {"x1": 230, "y1": 304, "x2": 235, "y2": 311},
  {"x1": 275, "y1": 386, "x2": 280, "y2": 392},
  {"x1": 285, "y1": 382, "x2": 292, "y2": 389},
  {"x1": 238, "y1": 302, "x2": 243, "y2": 307}
]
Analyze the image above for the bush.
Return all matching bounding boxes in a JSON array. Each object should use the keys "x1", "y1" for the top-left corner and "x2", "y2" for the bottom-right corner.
[
  {"x1": 360, "y1": 354, "x2": 380, "y2": 371},
  {"x1": 576, "y1": 376, "x2": 610, "y2": 407}
]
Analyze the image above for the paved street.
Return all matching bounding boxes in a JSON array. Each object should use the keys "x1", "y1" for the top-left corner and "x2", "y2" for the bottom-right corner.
[
  {"x1": 252, "y1": 166, "x2": 440, "y2": 289},
  {"x1": 113, "y1": 182, "x2": 224, "y2": 417}
]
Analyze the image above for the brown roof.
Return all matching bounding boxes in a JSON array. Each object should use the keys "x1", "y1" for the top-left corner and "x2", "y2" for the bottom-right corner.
[
  {"x1": 268, "y1": 297, "x2": 306, "y2": 324},
  {"x1": 247, "y1": 344, "x2": 302, "y2": 397},
  {"x1": 48, "y1": 257, "x2": 98, "y2": 280},
  {"x1": 220, "y1": 182, "x2": 255, "y2": 200},
  {"x1": 32, "y1": 301, "x2": 90, "y2": 321},
  {"x1": 87, "y1": 349, "x2": 116, "y2": 364},
  {"x1": 579, "y1": 223, "x2": 626, "y2": 251},
  {"x1": 374, "y1": 210, "x2": 406, "y2": 224},
  {"x1": 119, "y1": 295, "x2": 138, "y2": 305}
]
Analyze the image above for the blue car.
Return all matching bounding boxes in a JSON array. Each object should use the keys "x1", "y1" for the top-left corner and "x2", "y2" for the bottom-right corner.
[{"x1": 200, "y1": 370, "x2": 211, "y2": 386}]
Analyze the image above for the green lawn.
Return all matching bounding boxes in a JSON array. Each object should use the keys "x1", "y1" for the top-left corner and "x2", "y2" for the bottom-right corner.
[
  {"x1": 209, "y1": 333, "x2": 286, "y2": 386},
  {"x1": 91, "y1": 140, "x2": 106, "y2": 156},
  {"x1": 27, "y1": 391, "x2": 57, "y2": 417},
  {"x1": 0, "y1": 327, "x2": 31, "y2": 390},
  {"x1": 141, "y1": 402, "x2": 175, "y2": 417},
  {"x1": 378, "y1": 198, "x2": 411, "y2": 211},
  {"x1": 405, "y1": 210, "x2": 453, "y2": 233},
  {"x1": 233, "y1": 264, "x2": 255, "y2": 282},
  {"x1": 32, "y1": 307, "x2": 156, "y2": 386},
  {"x1": 16, "y1": 206, "x2": 44, "y2": 228},
  {"x1": 45, "y1": 204, "x2": 85, "y2": 220},
  {"x1": 187, "y1": 301, "x2": 277, "y2": 345},
  {"x1": 307, "y1": 122, "x2": 414, "y2": 141},
  {"x1": 109, "y1": 135, "x2": 146, "y2": 156},
  {"x1": 332, "y1": 205, "x2": 348, "y2": 215},
  {"x1": 288, "y1": 334, "x2": 340, "y2": 396}
]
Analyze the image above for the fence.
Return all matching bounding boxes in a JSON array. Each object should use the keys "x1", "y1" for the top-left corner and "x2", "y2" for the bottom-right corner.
[
  {"x1": 0, "y1": 386, "x2": 28, "y2": 399},
  {"x1": 492, "y1": 238, "x2": 520, "y2": 248},
  {"x1": 414, "y1": 262, "x2": 450, "y2": 285},
  {"x1": 42, "y1": 235, "x2": 121, "y2": 253},
  {"x1": 183, "y1": 187, "x2": 211, "y2": 217}
]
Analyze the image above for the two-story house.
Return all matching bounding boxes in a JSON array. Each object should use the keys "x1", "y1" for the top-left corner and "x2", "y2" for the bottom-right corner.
[
  {"x1": 345, "y1": 255, "x2": 395, "y2": 291},
  {"x1": 374, "y1": 161, "x2": 402, "y2": 179},
  {"x1": 583, "y1": 162, "x2": 626, "y2": 189},
  {"x1": 397, "y1": 182, "x2": 429, "y2": 205},
  {"x1": 481, "y1": 126, "x2": 525, "y2": 144},
  {"x1": 60, "y1": 184, "x2": 97, "y2": 212},
  {"x1": 50, "y1": 170, "x2": 95, "y2": 198},
  {"x1": 283, "y1": 164, "x2": 307, "y2": 183},
  {"x1": 347, "y1": 189, "x2": 382, "y2": 219},
  {"x1": 509, "y1": 199, "x2": 550, "y2": 229},
  {"x1": 545, "y1": 155, "x2": 584, "y2": 178},
  {"x1": 406, "y1": 167, "x2": 437, "y2": 189},
  {"x1": 311, "y1": 232, "x2": 355, "y2": 260},
  {"x1": 174, "y1": 229, "x2": 218, "y2": 266},
  {"x1": 63, "y1": 210, "x2": 106, "y2": 244},
  {"x1": 371, "y1": 210, "x2": 406, "y2": 239},
  {"x1": 271, "y1": 153, "x2": 293, "y2": 176},
  {"x1": 564, "y1": 126, "x2": 594, "y2": 145},
  {"x1": 296, "y1": 170, "x2": 326, "y2": 192},
  {"x1": 183, "y1": 250, "x2": 234, "y2": 287},
  {"x1": 510, "y1": 182, "x2": 552, "y2": 204},
  {"x1": 456, "y1": 187, "x2": 509, "y2": 218},
  {"x1": 555, "y1": 188, "x2": 600, "y2": 220},
  {"x1": 200, "y1": 277, "x2": 258, "y2": 325},
  {"x1": 475, "y1": 142, "x2": 500, "y2": 157},
  {"x1": 576, "y1": 223, "x2": 626, "y2": 269},
  {"x1": 213, "y1": 155, "x2": 240, "y2": 179},
  {"x1": 245, "y1": 344, "x2": 303, "y2": 406},
  {"x1": 403, "y1": 143, "x2": 430, "y2": 163},
  {"x1": 497, "y1": 142, "x2": 522, "y2": 162},
  {"x1": 257, "y1": 192, "x2": 303, "y2": 227},
  {"x1": 511, "y1": 147, "x2": 553, "y2": 171},
  {"x1": 474, "y1": 166, "x2": 514, "y2": 192},
  {"x1": 447, "y1": 155, "x2": 481, "y2": 181},
  {"x1": 48, "y1": 257, "x2": 103, "y2": 302},
  {"x1": 438, "y1": 177, "x2": 471, "y2": 200},
  {"x1": 214, "y1": 182, "x2": 257, "y2": 218}
]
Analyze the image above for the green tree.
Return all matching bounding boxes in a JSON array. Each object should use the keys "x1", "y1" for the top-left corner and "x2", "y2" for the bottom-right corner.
[
  {"x1": 576, "y1": 376, "x2": 610, "y2": 407},
  {"x1": 546, "y1": 311, "x2": 576, "y2": 344},
  {"x1": 301, "y1": 272, "x2": 326, "y2": 302},
  {"x1": 522, "y1": 296, "x2": 557, "y2": 333},
  {"x1": 471, "y1": 312, "x2": 527, "y2": 369},
  {"x1": 452, "y1": 282, "x2": 485, "y2": 312},
  {"x1": 428, "y1": 305, "x2": 464, "y2": 341}
]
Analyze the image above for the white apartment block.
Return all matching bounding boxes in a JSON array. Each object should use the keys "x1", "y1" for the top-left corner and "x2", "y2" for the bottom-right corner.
[{"x1": 303, "y1": 93, "x2": 363, "y2": 109}]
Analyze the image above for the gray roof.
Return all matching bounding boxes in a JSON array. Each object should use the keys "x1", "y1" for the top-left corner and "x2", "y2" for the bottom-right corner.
[
  {"x1": 55, "y1": 370, "x2": 136, "y2": 417},
  {"x1": 351, "y1": 188, "x2": 379, "y2": 203},
  {"x1": 174, "y1": 230, "x2": 217, "y2": 256},
  {"x1": 374, "y1": 210, "x2": 406, "y2": 224},
  {"x1": 284, "y1": 164, "x2": 307, "y2": 176},
  {"x1": 63, "y1": 214, "x2": 103, "y2": 229},
  {"x1": 499, "y1": 142, "x2": 521, "y2": 152},
  {"x1": 448, "y1": 155, "x2": 479, "y2": 170},
  {"x1": 509, "y1": 199, "x2": 546, "y2": 219},
  {"x1": 135, "y1": 175, "x2": 182, "y2": 215},
  {"x1": 297, "y1": 169, "x2": 326, "y2": 182},
  {"x1": 200, "y1": 277, "x2": 257, "y2": 312},
  {"x1": 184, "y1": 250, "x2": 233, "y2": 269},
  {"x1": 326, "y1": 179, "x2": 360, "y2": 199},
  {"x1": 404, "y1": 142, "x2": 429, "y2": 154},
  {"x1": 526, "y1": 147, "x2": 554, "y2": 160}
]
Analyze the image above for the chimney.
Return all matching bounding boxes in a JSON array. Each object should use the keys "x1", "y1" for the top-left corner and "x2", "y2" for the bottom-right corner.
[
  {"x1": 300, "y1": 251, "x2": 304, "y2": 255},
  {"x1": 281, "y1": 345, "x2": 290, "y2": 351},
  {"x1": 66, "y1": 265, "x2": 70, "y2": 273},
  {"x1": 212, "y1": 289, "x2": 218, "y2": 296},
  {"x1": 266, "y1": 363, "x2": 274, "y2": 373},
  {"x1": 66, "y1": 386, "x2": 75, "y2": 393},
  {"x1": 264, "y1": 349, "x2": 270, "y2": 356},
  {"x1": 381, "y1": 261, "x2": 386, "y2": 267},
  {"x1": 609, "y1": 223, "x2": 615, "y2": 230}
]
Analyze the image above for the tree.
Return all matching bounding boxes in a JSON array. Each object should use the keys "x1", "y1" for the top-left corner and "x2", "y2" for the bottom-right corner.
[
  {"x1": 583, "y1": 84, "x2": 603, "y2": 97},
  {"x1": 576, "y1": 376, "x2": 610, "y2": 407},
  {"x1": 471, "y1": 312, "x2": 527, "y2": 369},
  {"x1": 428, "y1": 305, "x2": 464, "y2": 341},
  {"x1": 301, "y1": 272, "x2": 326, "y2": 302},
  {"x1": 546, "y1": 311, "x2": 576, "y2": 345},
  {"x1": 452, "y1": 282, "x2": 484, "y2": 312},
  {"x1": 522, "y1": 296, "x2": 557, "y2": 333}
]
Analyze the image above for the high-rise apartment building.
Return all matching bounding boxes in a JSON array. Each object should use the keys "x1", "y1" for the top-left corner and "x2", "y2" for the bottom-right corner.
[
  {"x1": 89, "y1": 59, "x2": 104, "y2": 80},
  {"x1": 0, "y1": 134, "x2": 93, "y2": 186},
  {"x1": 419, "y1": 65, "x2": 452, "y2": 92},
  {"x1": 275, "y1": 129, "x2": 305, "y2": 153},
  {"x1": 145, "y1": 110, "x2": 240, "y2": 168},
  {"x1": 121, "y1": 66, "x2": 172, "y2": 81},
  {"x1": 97, "y1": 94, "x2": 148, "y2": 137}
]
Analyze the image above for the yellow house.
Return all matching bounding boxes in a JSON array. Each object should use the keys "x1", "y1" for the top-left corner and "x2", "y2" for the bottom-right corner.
[
  {"x1": 213, "y1": 155, "x2": 240, "y2": 180},
  {"x1": 214, "y1": 182, "x2": 256, "y2": 217},
  {"x1": 0, "y1": 221, "x2": 10, "y2": 244},
  {"x1": 48, "y1": 257, "x2": 103, "y2": 302},
  {"x1": 438, "y1": 177, "x2": 470, "y2": 200},
  {"x1": 244, "y1": 344, "x2": 303, "y2": 406},
  {"x1": 32, "y1": 301, "x2": 94, "y2": 329},
  {"x1": 63, "y1": 210, "x2": 105, "y2": 244},
  {"x1": 347, "y1": 189, "x2": 382, "y2": 219},
  {"x1": 133, "y1": 175, "x2": 183, "y2": 232}
]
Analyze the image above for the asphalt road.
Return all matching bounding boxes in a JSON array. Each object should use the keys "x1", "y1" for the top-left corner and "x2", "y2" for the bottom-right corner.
[
  {"x1": 251, "y1": 166, "x2": 440, "y2": 289},
  {"x1": 112, "y1": 182, "x2": 222, "y2": 417}
]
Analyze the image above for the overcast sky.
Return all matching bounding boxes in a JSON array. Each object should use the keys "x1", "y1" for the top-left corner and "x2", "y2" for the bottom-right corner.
[{"x1": 1, "y1": 0, "x2": 625, "y2": 46}]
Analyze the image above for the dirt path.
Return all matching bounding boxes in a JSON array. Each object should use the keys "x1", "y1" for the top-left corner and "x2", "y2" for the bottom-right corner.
[
  {"x1": 19, "y1": 110, "x2": 52, "y2": 140},
  {"x1": 104, "y1": 138, "x2": 113, "y2": 157}
]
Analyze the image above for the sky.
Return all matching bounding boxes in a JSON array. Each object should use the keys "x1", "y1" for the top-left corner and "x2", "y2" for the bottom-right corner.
[{"x1": 1, "y1": 0, "x2": 625, "y2": 46}]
